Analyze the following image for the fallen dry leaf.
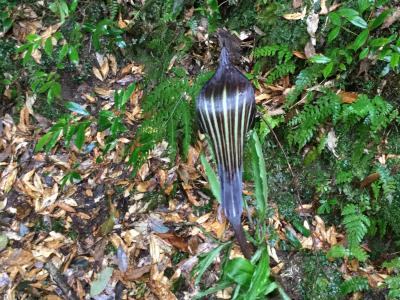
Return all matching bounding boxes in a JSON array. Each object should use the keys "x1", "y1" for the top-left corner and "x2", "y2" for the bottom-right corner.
[
  {"x1": 156, "y1": 233, "x2": 189, "y2": 252},
  {"x1": 93, "y1": 67, "x2": 104, "y2": 81},
  {"x1": 306, "y1": 12, "x2": 319, "y2": 45},
  {"x1": 0, "y1": 162, "x2": 18, "y2": 194},
  {"x1": 339, "y1": 91, "x2": 359, "y2": 104}
]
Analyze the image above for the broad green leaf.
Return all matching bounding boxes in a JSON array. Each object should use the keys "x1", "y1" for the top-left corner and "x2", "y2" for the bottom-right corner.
[
  {"x1": 45, "y1": 128, "x2": 62, "y2": 152},
  {"x1": 16, "y1": 43, "x2": 32, "y2": 53},
  {"x1": 350, "y1": 29, "x2": 369, "y2": 50},
  {"x1": 337, "y1": 8, "x2": 358, "y2": 19},
  {"x1": 71, "y1": 171, "x2": 81, "y2": 181},
  {"x1": 23, "y1": 47, "x2": 33, "y2": 64},
  {"x1": 370, "y1": 37, "x2": 390, "y2": 48},
  {"x1": 358, "y1": 0, "x2": 371, "y2": 13},
  {"x1": 310, "y1": 54, "x2": 331, "y2": 64},
  {"x1": 285, "y1": 229, "x2": 302, "y2": 248},
  {"x1": 58, "y1": 43, "x2": 69, "y2": 61},
  {"x1": 51, "y1": 82, "x2": 62, "y2": 98},
  {"x1": 369, "y1": 9, "x2": 391, "y2": 31},
  {"x1": 200, "y1": 154, "x2": 221, "y2": 203},
  {"x1": 359, "y1": 47, "x2": 369, "y2": 60},
  {"x1": 74, "y1": 123, "x2": 87, "y2": 149},
  {"x1": 337, "y1": 8, "x2": 367, "y2": 28},
  {"x1": 70, "y1": 0, "x2": 78, "y2": 12},
  {"x1": 66, "y1": 101, "x2": 90, "y2": 116},
  {"x1": 119, "y1": 83, "x2": 136, "y2": 111},
  {"x1": 390, "y1": 53, "x2": 399, "y2": 69},
  {"x1": 349, "y1": 16, "x2": 368, "y2": 28},
  {"x1": 247, "y1": 248, "x2": 272, "y2": 299},
  {"x1": 225, "y1": 257, "x2": 254, "y2": 287},
  {"x1": 37, "y1": 81, "x2": 53, "y2": 93},
  {"x1": 48, "y1": 2, "x2": 58, "y2": 14},
  {"x1": 251, "y1": 131, "x2": 268, "y2": 222},
  {"x1": 292, "y1": 219, "x2": 311, "y2": 237},
  {"x1": 90, "y1": 267, "x2": 113, "y2": 296},
  {"x1": 193, "y1": 243, "x2": 228, "y2": 286},
  {"x1": 323, "y1": 62, "x2": 334, "y2": 78},
  {"x1": 328, "y1": 26, "x2": 340, "y2": 43},
  {"x1": 98, "y1": 110, "x2": 113, "y2": 131},
  {"x1": 328, "y1": 12, "x2": 341, "y2": 26},
  {"x1": 69, "y1": 46, "x2": 79, "y2": 65},
  {"x1": 44, "y1": 37, "x2": 53, "y2": 56},
  {"x1": 64, "y1": 123, "x2": 78, "y2": 146},
  {"x1": 35, "y1": 131, "x2": 54, "y2": 152},
  {"x1": 26, "y1": 33, "x2": 40, "y2": 43},
  {"x1": 263, "y1": 282, "x2": 279, "y2": 297}
]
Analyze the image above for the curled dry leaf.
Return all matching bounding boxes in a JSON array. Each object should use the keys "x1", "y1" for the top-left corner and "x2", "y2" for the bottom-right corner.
[
  {"x1": 320, "y1": 0, "x2": 329, "y2": 14},
  {"x1": 306, "y1": 12, "x2": 319, "y2": 45},
  {"x1": 283, "y1": 9, "x2": 306, "y2": 20},
  {"x1": 100, "y1": 59, "x2": 110, "y2": 80},
  {"x1": 293, "y1": 50, "x2": 306, "y2": 59},
  {"x1": 339, "y1": 91, "x2": 359, "y2": 103},
  {"x1": 93, "y1": 67, "x2": 104, "y2": 81},
  {"x1": 40, "y1": 23, "x2": 61, "y2": 40},
  {"x1": 156, "y1": 233, "x2": 189, "y2": 252},
  {"x1": 0, "y1": 162, "x2": 18, "y2": 194},
  {"x1": 94, "y1": 87, "x2": 113, "y2": 99},
  {"x1": 108, "y1": 54, "x2": 118, "y2": 75},
  {"x1": 304, "y1": 41, "x2": 316, "y2": 58},
  {"x1": 326, "y1": 130, "x2": 338, "y2": 158}
]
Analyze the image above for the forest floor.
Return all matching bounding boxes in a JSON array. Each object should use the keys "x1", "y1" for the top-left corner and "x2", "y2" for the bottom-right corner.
[{"x1": 1, "y1": 1, "x2": 400, "y2": 300}]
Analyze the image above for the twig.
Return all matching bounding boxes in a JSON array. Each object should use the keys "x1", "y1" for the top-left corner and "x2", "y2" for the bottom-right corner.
[{"x1": 44, "y1": 261, "x2": 80, "y2": 300}]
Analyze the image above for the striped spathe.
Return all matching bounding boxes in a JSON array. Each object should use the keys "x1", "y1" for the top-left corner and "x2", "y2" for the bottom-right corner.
[{"x1": 196, "y1": 47, "x2": 256, "y2": 258}]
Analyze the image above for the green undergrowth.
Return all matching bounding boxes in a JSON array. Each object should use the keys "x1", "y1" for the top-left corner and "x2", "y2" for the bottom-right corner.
[{"x1": 3, "y1": 0, "x2": 400, "y2": 299}]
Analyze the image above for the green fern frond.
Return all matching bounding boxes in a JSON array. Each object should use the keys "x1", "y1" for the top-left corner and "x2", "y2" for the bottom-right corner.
[
  {"x1": 129, "y1": 72, "x2": 213, "y2": 175},
  {"x1": 181, "y1": 101, "x2": 192, "y2": 158},
  {"x1": 327, "y1": 244, "x2": 348, "y2": 259},
  {"x1": 349, "y1": 245, "x2": 369, "y2": 262},
  {"x1": 266, "y1": 62, "x2": 296, "y2": 84},
  {"x1": 340, "y1": 276, "x2": 369, "y2": 295},
  {"x1": 383, "y1": 258, "x2": 400, "y2": 299},
  {"x1": 377, "y1": 165, "x2": 397, "y2": 202},
  {"x1": 253, "y1": 44, "x2": 292, "y2": 63},
  {"x1": 383, "y1": 257, "x2": 400, "y2": 269},
  {"x1": 386, "y1": 276, "x2": 400, "y2": 299},
  {"x1": 107, "y1": 0, "x2": 119, "y2": 20},
  {"x1": 286, "y1": 64, "x2": 322, "y2": 106},
  {"x1": 342, "y1": 204, "x2": 370, "y2": 248},
  {"x1": 288, "y1": 91, "x2": 340, "y2": 149}
]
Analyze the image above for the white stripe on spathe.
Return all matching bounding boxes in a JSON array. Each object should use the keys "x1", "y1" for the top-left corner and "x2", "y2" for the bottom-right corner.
[{"x1": 222, "y1": 85, "x2": 236, "y2": 217}]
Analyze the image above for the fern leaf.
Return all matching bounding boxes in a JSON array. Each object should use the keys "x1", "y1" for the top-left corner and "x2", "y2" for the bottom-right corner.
[
  {"x1": 266, "y1": 62, "x2": 296, "y2": 84},
  {"x1": 349, "y1": 245, "x2": 369, "y2": 262},
  {"x1": 107, "y1": 0, "x2": 119, "y2": 20},
  {"x1": 384, "y1": 257, "x2": 400, "y2": 269},
  {"x1": 340, "y1": 276, "x2": 369, "y2": 295},
  {"x1": 342, "y1": 204, "x2": 370, "y2": 248},
  {"x1": 181, "y1": 101, "x2": 192, "y2": 158},
  {"x1": 327, "y1": 244, "x2": 348, "y2": 259}
]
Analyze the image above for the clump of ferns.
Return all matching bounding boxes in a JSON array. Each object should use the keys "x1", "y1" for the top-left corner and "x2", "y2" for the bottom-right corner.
[{"x1": 253, "y1": 44, "x2": 297, "y2": 85}]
